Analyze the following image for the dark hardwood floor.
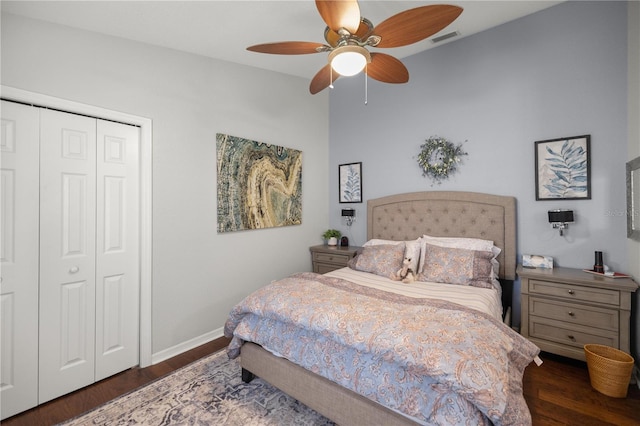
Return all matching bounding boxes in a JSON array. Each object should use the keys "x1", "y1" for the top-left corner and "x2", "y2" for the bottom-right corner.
[
  {"x1": 524, "y1": 352, "x2": 639, "y2": 426},
  {"x1": 2, "y1": 338, "x2": 231, "y2": 426},
  {"x1": 4, "y1": 339, "x2": 639, "y2": 426}
]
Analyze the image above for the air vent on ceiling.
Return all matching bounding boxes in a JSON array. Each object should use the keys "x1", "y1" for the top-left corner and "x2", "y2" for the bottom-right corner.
[{"x1": 431, "y1": 31, "x2": 460, "y2": 44}]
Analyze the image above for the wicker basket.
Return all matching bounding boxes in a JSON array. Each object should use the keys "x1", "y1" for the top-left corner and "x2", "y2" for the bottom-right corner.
[{"x1": 584, "y1": 344, "x2": 634, "y2": 398}]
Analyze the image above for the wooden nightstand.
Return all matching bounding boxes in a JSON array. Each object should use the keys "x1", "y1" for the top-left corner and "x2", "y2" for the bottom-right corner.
[
  {"x1": 309, "y1": 245, "x2": 361, "y2": 274},
  {"x1": 518, "y1": 265, "x2": 638, "y2": 361}
]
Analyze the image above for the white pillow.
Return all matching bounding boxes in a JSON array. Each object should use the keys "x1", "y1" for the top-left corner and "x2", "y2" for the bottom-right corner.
[
  {"x1": 420, "y1": 234, "x2": 497, "y2": 252},
  {"x1": 363, "y1": 238, "x2": 421, "y2": 274}
]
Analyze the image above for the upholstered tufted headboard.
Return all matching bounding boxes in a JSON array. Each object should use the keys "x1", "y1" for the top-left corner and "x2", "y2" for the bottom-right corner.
[{"x1": 367, "y1": 191, "x2": 516, "y2": 280}]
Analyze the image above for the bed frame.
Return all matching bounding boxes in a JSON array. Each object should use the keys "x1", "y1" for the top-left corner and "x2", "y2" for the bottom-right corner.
[
  {"x1": 367, "y1": 191, "x2": 517, "y2": 313},
  {"x1": 241, "y1": 191, "x2": 517, "y2": 425}
]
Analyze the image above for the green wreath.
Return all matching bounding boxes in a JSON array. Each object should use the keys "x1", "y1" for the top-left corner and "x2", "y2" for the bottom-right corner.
[{"x1": 417, "y1": 136, "x2": 467, "y2": 184}]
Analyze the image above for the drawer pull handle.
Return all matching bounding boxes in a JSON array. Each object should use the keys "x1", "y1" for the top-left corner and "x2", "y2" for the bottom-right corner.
[
  {"x1": 69, "y1": 266, "x2": 80, "y2": 274},
  {"x1": 568, "y1": 311, "x2": 575, "y2": 316},
  {"x1": 567, "y1": 335, "x2": 576, "y2": 341},
  {"x1": 568, "y1": 290, "x2": 575, "y2": 295}
]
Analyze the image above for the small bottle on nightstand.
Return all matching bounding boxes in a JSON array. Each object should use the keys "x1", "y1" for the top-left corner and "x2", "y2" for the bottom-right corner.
[{"x1": 593, "y1": 251, "x2": 604, "y2": 273}]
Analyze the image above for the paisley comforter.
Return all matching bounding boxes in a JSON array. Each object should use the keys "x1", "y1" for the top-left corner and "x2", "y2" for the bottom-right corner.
[{"x1": 224, "y1": 272, "x2": 540, "y2": 426}]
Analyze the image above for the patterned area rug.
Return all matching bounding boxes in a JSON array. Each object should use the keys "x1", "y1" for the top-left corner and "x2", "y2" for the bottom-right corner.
[{"x1": 61, "y1": 350, "x2": 335, "y2": 425}]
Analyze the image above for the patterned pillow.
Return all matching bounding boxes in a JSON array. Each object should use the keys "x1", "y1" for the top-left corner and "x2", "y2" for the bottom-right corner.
[
  {"x1": 417, "y1": 243, "x2": 494, "y2": 288},
  {"x1": 363, "y1": 238, "x2": 421, "y2": 273},
  {"x1": 418, "y1": 235, "x2": 501, "y2": 284},
  {"x1": 418, "y1": 234, "x2": 498, "y2": 271},
  {"x1": 348, "y1": 243, "x2": 405, "y2": 279}
]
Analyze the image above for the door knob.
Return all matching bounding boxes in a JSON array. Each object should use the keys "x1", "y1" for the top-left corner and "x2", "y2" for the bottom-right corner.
[{"x1": 69, "y1": 266, "x2": 79, "y2": 273}]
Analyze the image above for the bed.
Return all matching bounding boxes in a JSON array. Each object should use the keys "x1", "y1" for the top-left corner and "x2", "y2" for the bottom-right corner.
[{"x1": 224, "y1": 191, "x2": 540, "y2": 425}]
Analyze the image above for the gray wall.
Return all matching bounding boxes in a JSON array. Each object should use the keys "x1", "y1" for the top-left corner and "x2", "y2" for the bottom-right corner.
[
  {"x1": 328, "y1": 1, "x2": 630, "y2": 327},
  {"x1": 1, "y1": 13, "x2": 330, "y2": 356}
]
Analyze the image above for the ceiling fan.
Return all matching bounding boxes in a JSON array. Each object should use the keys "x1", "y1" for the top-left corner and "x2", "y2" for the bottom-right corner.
[{"x1": 247, "y1": 1, "x2": 463, "y2": 94}]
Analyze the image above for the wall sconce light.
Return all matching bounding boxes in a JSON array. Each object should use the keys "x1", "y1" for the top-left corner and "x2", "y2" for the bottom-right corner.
[
  {"x1": 548, "y1": 209, "x2": 574, "y2": 236},
  {"x1": 342, "y1": 208, "x2": 355, "y2": 226}
]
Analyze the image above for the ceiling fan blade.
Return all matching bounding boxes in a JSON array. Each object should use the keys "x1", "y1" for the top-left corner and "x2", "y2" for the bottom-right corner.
[
  {"x1": 310, "y1": 64, "x2": 340, "y2": 94},
  {"x1": 374, "y1": 5, "x2": 463, "y2": 48},
  {"x1": 247, "y1": 41, "x2": 326, "y2": 55},
  {"x1": 316, "y1": 0, "x2": 361, "y2": 34},
  {"x1": 365, "y1": 53, "x2": 409, "y2": 84}
]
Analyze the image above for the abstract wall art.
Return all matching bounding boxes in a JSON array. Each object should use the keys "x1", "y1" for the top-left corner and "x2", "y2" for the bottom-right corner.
[{"x1": 216, "y1": 133, "x2": 302, "y2": 232}]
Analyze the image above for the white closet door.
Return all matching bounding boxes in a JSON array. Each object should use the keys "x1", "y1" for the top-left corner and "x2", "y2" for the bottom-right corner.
[
  {"x1": 39, "y1": 109, "x2": 97, "y2": 404},
  {"x1": 95, "y1": 119, "x2": 139, "y2": 380},
  {"x1": 0, "y1": 101, "x2": 40, "y2": 419}
]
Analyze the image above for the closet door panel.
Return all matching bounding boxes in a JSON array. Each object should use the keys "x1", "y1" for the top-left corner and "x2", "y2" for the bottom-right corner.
[
  {"x1": 39, "y1": 109, "x2": 97, "y2": 404},
  {"x1": 0, "y1": 101, "x2": 39, "y2": 419},
  {"x1": 95, "y1": 120, "x2": 140, "y2": 380}
]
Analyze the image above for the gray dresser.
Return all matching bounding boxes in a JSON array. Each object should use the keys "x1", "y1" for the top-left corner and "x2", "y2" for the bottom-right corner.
[{"x1": 518, "y1": 265, "x2": 638, "y2": 361}]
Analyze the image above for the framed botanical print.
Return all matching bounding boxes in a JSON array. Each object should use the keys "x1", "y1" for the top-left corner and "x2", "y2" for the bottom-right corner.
[
  {"x1": 339, "y1": 162, "x2": 362, "y2": 203},
  {"x1": 535, "y1": 135, "x2": 591, "y2": 200}
]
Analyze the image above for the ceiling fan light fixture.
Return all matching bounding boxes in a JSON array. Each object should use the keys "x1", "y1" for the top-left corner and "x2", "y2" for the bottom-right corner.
[{"x1": 329, "y1": 45, "x2": 371, "y2": 77}]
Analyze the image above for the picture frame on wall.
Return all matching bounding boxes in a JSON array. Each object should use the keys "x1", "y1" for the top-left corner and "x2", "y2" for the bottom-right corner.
[
  {"x1": 339, "y1": 162, "x2": 362, "y2": 203},
  {"x1": 535, "y1": 135, "x2": 591, "y2": 200}
]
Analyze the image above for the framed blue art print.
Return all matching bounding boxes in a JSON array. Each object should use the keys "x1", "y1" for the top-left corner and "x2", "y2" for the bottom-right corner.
[
  {"x1": 535, "y1": 135, "x2": 591, "y2": 201},
  {"x1": 339, "y1": 162, "x2": 362, "y2": 203}
]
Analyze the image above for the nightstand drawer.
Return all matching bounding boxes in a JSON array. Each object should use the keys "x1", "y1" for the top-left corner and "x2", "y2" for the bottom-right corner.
[
  {"x1": 313, "y1": 263, "x2": 342, "y2": 274},
  {"x1": 312, "y1": 252, "x2": 352, "y2": 266},
  {"x1": 310, "y1": 245, "x2": 361, "y2": 276},
  {"x1": 529, "y1": 316, "x2": 618, "y2": 349},
  {"x1": 529, "y1": 297, "x2": 619, "y2": 331},
  {"x1": 529, "y1": 279, "x2": 620, "y2": 306}
]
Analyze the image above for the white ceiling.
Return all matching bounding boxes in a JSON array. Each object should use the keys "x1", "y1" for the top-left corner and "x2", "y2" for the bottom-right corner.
[{"x1": 2, "y1": 1, "x2": 563, "y2": 79}]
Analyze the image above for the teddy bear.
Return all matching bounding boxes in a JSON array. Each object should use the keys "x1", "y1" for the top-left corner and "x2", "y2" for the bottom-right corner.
[{"x1": 393, "y1": 257, "x2": 415, "y2": 283}]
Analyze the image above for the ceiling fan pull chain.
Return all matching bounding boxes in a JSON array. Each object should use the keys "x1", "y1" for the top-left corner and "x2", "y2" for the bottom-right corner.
[
  {"x1": 329, "y1": 66, "x2": 334, "y2": 89},
  {"x1": 364, "y1": 64, "x2": 368, "y2": 105}
]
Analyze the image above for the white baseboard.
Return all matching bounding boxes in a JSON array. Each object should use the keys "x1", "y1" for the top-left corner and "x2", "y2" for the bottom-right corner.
[{"x1": 151, "y1": 327, "x2": 225, "y2": 365}]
